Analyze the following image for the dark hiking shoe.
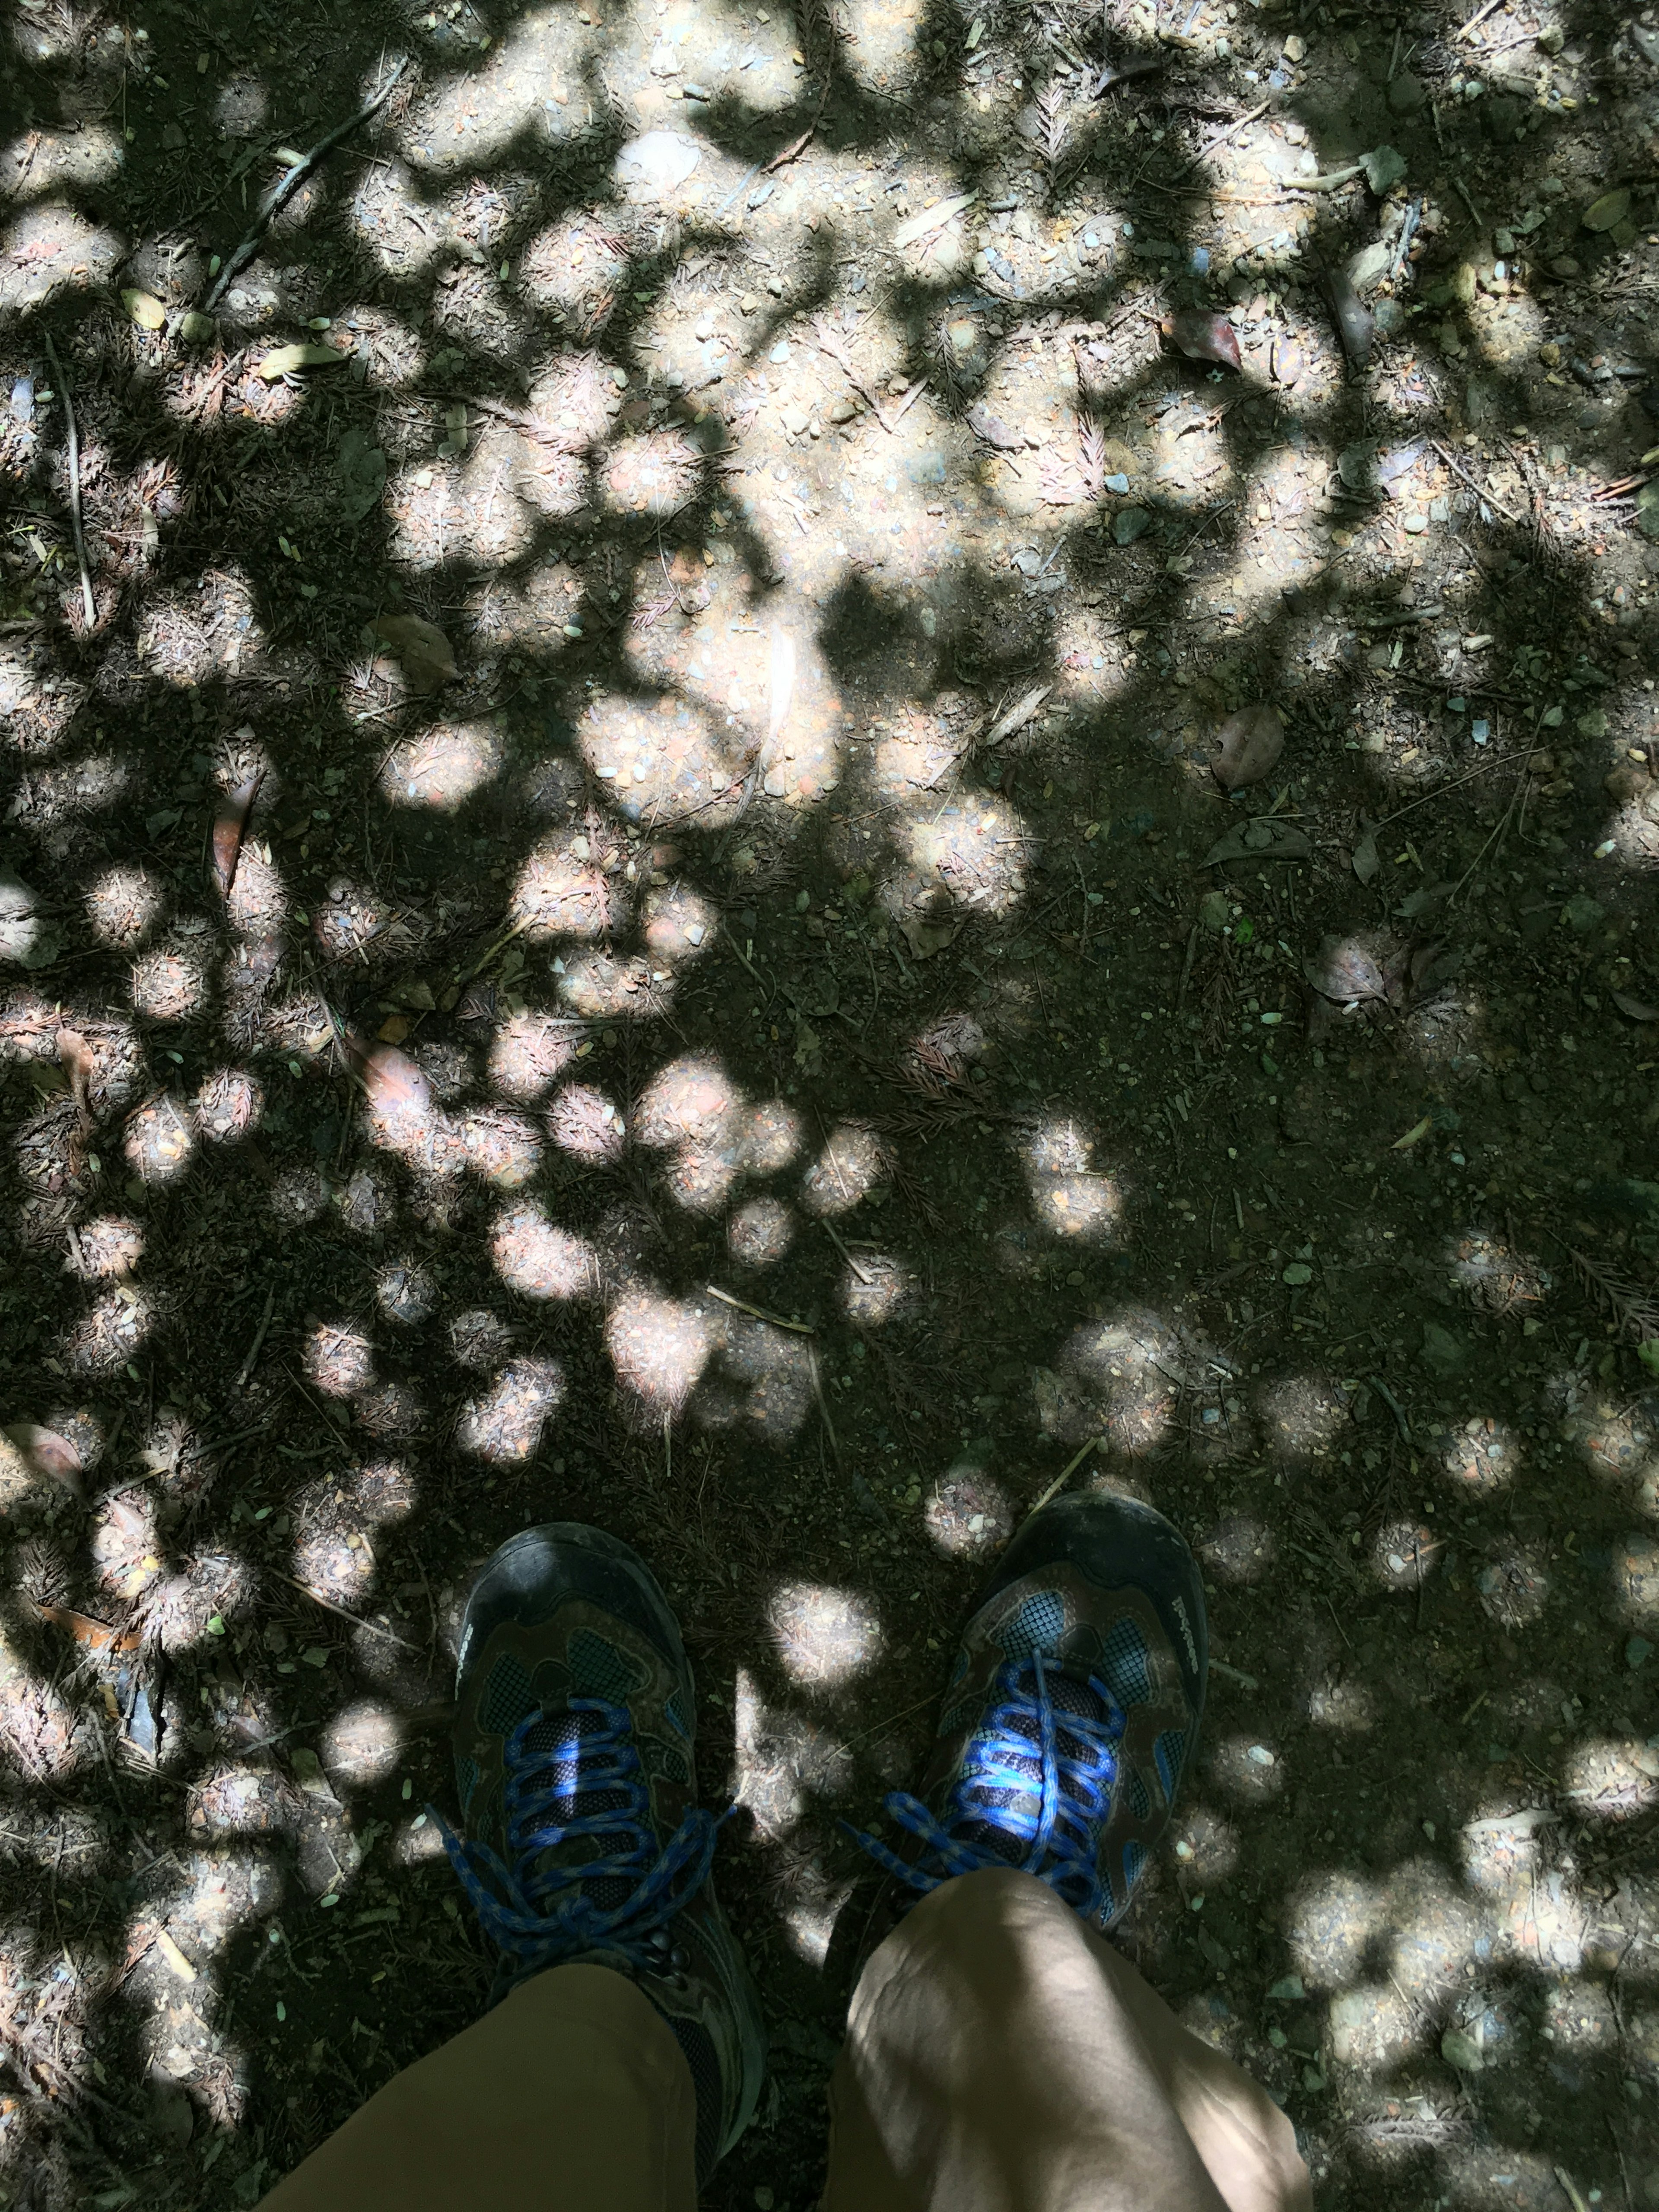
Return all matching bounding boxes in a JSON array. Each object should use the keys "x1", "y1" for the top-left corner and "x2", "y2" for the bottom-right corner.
[
  {"x1": 435, "y1": 1522, "x2": 765, "y2": 2183},
  {"x1": 846, "y1": 1489, "x2": 1207, "y2": 1934}
]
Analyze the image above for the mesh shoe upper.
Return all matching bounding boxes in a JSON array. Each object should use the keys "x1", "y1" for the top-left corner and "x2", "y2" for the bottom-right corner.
[
  {"x1": 848, "y1": 1490, "x2": 1207, "y2": 1933},
  {"x1": 438, "y1": 1523, "x2": 765, "y2": 2181}
]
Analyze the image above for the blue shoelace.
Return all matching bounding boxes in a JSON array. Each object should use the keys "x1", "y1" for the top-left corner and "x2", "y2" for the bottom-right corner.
[
  {"x1": 845, "y1": 1651, "x2": 1125, "y2": 1921},
  {"x1": 436, "y1": 1697, "x2": 725, "y2": 1977}
]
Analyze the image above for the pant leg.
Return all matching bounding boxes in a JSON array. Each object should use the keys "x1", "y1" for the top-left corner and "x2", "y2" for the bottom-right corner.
[
  {"x1": 824, "y1": 1868, "x2": 1312, "y2": 2212},
  {"x1": 259, "y1": 1963, "x2": 698, "y2": 2212}
]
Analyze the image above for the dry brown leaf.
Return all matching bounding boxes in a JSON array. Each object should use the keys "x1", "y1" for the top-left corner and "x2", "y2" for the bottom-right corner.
[
  {"x1": 1614, "y1": 989, "x2": 1659, "y2": 1022},
  {"x1": 1164, "y1": 311, "x2": 1242, "y2": 370},
  {"x1": 1303, "y1": 935, "x2": 1386, "y2": 1003},
  {"x1": 257, "y1": 342, "x2": 349, "y2": 380},
  {"x1": 56, "y1": 1026, "x2": 95, "y2": 1134},
  {"x1": 985, "y1": 684, "x2": 1052, "y2": 747},
  {"x1": 212, "y1": 769, "x2": 264, "y2": 900},
  {"x1": 1212, "y1": 705, "x2": 1284, "y2": 792},
  {"x1": 32, "y1": 1599, "x2": 140, "y2": 1653},
  {"x1": 1351, "y1": 826, "x2": 1380, "y2": 884},
  {"x1": 2, "y1": 1421, "x2": 85, "y2": 1497},
  {"x1": 372, "y1": 614, "x2": 457, "y2": 694},
  {"x1": 376, "y1": 1012, "x2": 412, "y2": 1044}
]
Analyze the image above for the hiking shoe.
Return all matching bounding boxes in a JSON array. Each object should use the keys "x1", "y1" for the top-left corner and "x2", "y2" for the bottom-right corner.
[
  {"x1": 846, "y1": 1489, "x2": 1207, "y2": 1932},
  {"x1": 436, "y1": 1522, "x2": 765, "y2": 2183}
]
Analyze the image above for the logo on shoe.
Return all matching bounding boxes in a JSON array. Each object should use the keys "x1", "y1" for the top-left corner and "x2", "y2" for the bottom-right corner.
[{"x1": 1169, "y1": 1596, "x2": 1200, "y2": 1680}]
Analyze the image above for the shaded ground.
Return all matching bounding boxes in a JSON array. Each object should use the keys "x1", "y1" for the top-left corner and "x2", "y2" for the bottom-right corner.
[{"x1": 3, "y1": 0, "x2": 1659, "y2": 2202}]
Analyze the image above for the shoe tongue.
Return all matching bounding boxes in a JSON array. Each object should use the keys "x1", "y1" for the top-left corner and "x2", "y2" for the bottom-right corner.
[{"x1": 521, "y1": 1709, "x2": 636, "y2": 1914}]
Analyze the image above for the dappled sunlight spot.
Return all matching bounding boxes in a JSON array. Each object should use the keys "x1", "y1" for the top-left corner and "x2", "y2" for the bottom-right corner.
[
  {"x1": 527, "y1": 348, "x2": 627, "y2": 446},
  {"x1": 146, "y1": 1549, "x2": 255, "y2": 1655},
  {"x1": 768, "y1": 1583, "x2": 883, "y2": 1688},
  {"x1": 1023, "y1": 1149, "x2": 1121, "y2": 1243},
  {"x1": 579, "y1": 691, "x2": 755, "y2": 828},
  {"x1": 489, "y1": 1011, "x2": 582, "y2": 1101},
  {"x1": 129, "y1": 944, "x2": 208, "y2": 1023},
  {"x1": 1371, "y1": 1520, "x2": 1442, "y2": 1595},
  {"x1": 1256, "y1": 1373, "x2": 1349, "y2": 1466},
  {"x1": 642, "y1": 881, "x2": 715, "y2": 963},
  {"x1": 192, "y1": 1066, "x2": 263, "y2": 1144},
  {"x1": 693, "y1": 1309, "x2": 813, "y2": 1442},
  {"x1": 380, "y1": 722, "x2": 503, "y2": 811},
  {"x1": 1444, "y1": 1227, "x2": 1547, "y2": 1320},
  {"x1": 394, "y1": 1813, "x2": 448, "y2": 1866},
  {"x1": 1615, "y1": 1531, "x2": 1659, "y2": 1629},
  {"x1": 490, "y1": 1202, "x2": 599, "y2": 1303},
  {"x1": 607, "y1": 1290, "x2": 711, "y2": 1417},
  {"x1": 1325, "y1": 1981, "x2": 1417, "y2": 2075},
  {"x1": 402, "y1": 7, "x2": 591, "y2": 172},
  {"x1": 1305, "y1": 1678, "x2": 1373, "y2": 1732},
  {"x1": 1475, "y1": 1545, "x2": 1549, "y2": 1628},
  {"x1": 1458, "y1": 1804, "x2": 1559, "y2": 1896},
  {"x1": 519, "y1": 210, "x2": 629, "y2": 324},
  {"x1": 293, "y1": 1526, "x2": 375, "y2": 1606},
  {"x1": 458, "y1": 1104, "x2": 543, "y2": 1189},
  {"x1": 0, "y1": 1636, "x2": 80, "y2": 1780},
  {"x1": 12, "y1": 750, "x2": 136, "y2": 827},
  {"x1": 184, "y1": 1759, "x2": 296, "y2": 1841},
  {"x1": 556, "y1": 948, "x2": 670, "y2": 1023},
  {"x1": 1562, "y1": 1736, "x2": 1659, "y2": 1824},
  {"x1": 0, "y1": 125, "x2": 121, "y2": 199},
  {"x1": 776, "y1": 1864, "x2": 854, "y2": 1970},
  {"x1": 270, "y1": 1164, "x2": 329, "y2": 1224},
  {"x1": 136, "y1": 566, "x2": 265, "y2": 686},
  {"x1": 1384, "y1": 1860, "x2": 1488, "y2": 1998},
  {"x1": 375, "y1": 1258, "x2": 439, "y2": 1326},
  {"x1": 1209, "y1": 1733, "x2": 1285, "y2": 1804},
  {"x1": 732, "y1": 1666, "x2": 853, "y2": 1842},
  {"x1": 456, "y1": 1356, "x2": 565, "y2": 1463},
  {"x1": 304, "y1": 1321, "x2": 375, "y2": 1400},
  {"x1": 0, "y1": 201, "x2": 121, "y2": 317},
  {"x1": 1433, "y1": 1412, "x2": 1520, "y2": 1497},
  {"x1": 1172, "y1": 1806, "x2": 1237, "y2": 1883},
  {"x1": 728, "y1": 1196, "x2": 794, "y2": 1268},
  {"x1": 511, "y1": 834, "x2": 614, "y2": 941},
  {"x1": 741, "y1": 1101, "x2": 803, "y2": 1176},
  {"x1": 64, "y1": 1282, "x2": 159, "y2": 1376},
  {"x1": 384, "y1": 431, "x2": 537, "y2": 571},
  {"x1": 925, "y1": 1468, "x2": 1013, "y2": 1560},
  {"x1": 1196, "y1": 1516, "x2": 1277, "y2": 1587},
  {"x1": 636, "y1": 1055, "x2": 737, "y2": 1148},
  {"x1": 1038, "y1": 1311, "x2": 1177, "y2": 1454},
  {"x1": 73, "y1": 1214, "x2": 143, "y2": 1280},
  {"x1": 1542, "y1": 1979, "x2": 1618, "y2": 2056},
  {"x1": 547, "y1": 1082, "x2": 625, "y2": 1163},
  {"x1": 841, "y1": 1249, "x2": 912, "y2": 1326},
  {"x1": 801, "y1": 1123, "x2": 887, "y2": 1218},
  {"x1": 893, "y1": 791, "x2": 1033, "y2": 923},
  {"x1": 89, "y1": 1487, "x2": 161, "y2": 1602},
  {"x1": 602, "y1": 428, "x2": 702, "y2": 520},
  {"x1": 1287, "y1": 1870, "x2": 1385, "y2": 1991},
  {"x1": 85, "y1": 864, "x2": 165, "y2": 949}
]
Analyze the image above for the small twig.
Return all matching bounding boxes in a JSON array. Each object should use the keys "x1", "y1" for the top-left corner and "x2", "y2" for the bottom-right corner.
[
  {"x1": 1454, "y1": 0, "x2": 1505, "y2": 40},
  {"x1": 1178, "y1": 98, "x2": 1272, "y2": 178},
  {"x1": 203, "y1": 56, "x2": 408, "y2": 312},
  {"x1": 1026, "y1": 1433, "x2": 1106, "y2": 1519},
  {"x1": 236, "y1": 1289, "x2": 276, "y2": 1389},
  {"x1": 820, "y1": 1216, "x2": 875, "y2": 1284},
  {"x1": 280, "y1": 1574, "x2": 419, "y2": 1651},
  {"x1": 705, "y1": 1284, "x2": 815, "y2": 1333},
  {"x1": 42, "y1": 336, "x2": 95, "y2": 630}
]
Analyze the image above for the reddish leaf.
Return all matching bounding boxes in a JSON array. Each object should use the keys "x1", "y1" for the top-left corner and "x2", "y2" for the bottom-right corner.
[
  {"x1": 1212, "y1": 704, "x2": 1284, "y2": 791},
  {"x1": 212, "y1": 769, "x2": 264, "y2": 899},
  {"x1": 1165, "y1": 311, "x2": 1243, "y2": 371},
  {"x1": 33, "y1": 1601, "x2": 139, "y2": 1653},
  {"x1": 3, "y1": 1421, "x2": 85, "y2": 1497}
]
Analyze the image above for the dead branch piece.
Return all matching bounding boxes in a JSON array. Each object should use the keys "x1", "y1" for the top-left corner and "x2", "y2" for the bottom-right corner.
[
  {"x1": 1026, "y1": 1434, "x2": 1107, "y2": 1519},
  {"x1": 41, "y1": 336, "x2": 95, "y2": 630},
  {"x1": 203, "y1": 56, "x2": 408, "y2": 312},
  {"x1": 706, "y1": 1284, "x2": 815, "y2": 1334},
  {"x1": 236, "y1": 1288, "x2": 276, "y2": 1389},
  {"x1": 1430, "y1": 438, "x2": 1526, "y2": 528}
]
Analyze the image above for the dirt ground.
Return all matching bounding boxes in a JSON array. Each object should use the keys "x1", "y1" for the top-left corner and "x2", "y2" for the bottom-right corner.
[{"x1": 2, "y1": 0, "x2": 1659, "y2": 2201}]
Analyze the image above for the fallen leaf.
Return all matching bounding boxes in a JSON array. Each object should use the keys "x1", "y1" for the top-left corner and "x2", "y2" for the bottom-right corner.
[
  {"x1": 257, "y1": 342, "x2": 350, "y2": 380},
  {"x1": 376, "y1": 1012, "x2": 411, "y2": 1044},
  {"x1": 966, "y1": 401, "x2": 1026, "y2": 451},
  {"x1": 1360, "y1": 143, "x2": 1406, "y2": 194},
  {"x1": 1204, "y1": 820, "x2": 1309, "y2": 865},
  {"x1": 893, "y1": 191, "x2": 976, "y2": 249},
  {"x1": 1164, "y1": 311, "x2": 1242, "y2": 370},
  {"x1": 32, "y1": 1600, "x2": 140, "y2": 1653},
  {"x1": 180, "y1": 310, "x2": 216, "y2": 346},
  {"x1": 902, "y1": 911, "x2": 960, "y2": 959},
  {"x1": 336, "y1": 426, "x2": 388, "y2": 523},
  {"x1": 1212, "y1": 704, "x2": 1284, "y2": 791},
  {"x1": 2, "y1": 1422, "x2": 85, "y2": 1497},
  {"x1": 1615, "y1": 989, "x2": 1659, "y2": 1021},
  {"x1": 1440, "y1": 2027, "x2": 1483, "y2": 2074},
  {"x1": 1320, "y1": 264, "x2": 1374, "y2": 365},
  {"x1": 122, "y1": 287, "x2": 167, "y2": 331},
  {"x1": 985, "y1": 683, "x2": 1052, "y2": 746},
  {"x1": 361, "y1": 1043, "x2": 433, "y2": 1124},
  {"x1": 1392, "y1": 1114, "x2": 1432, "y2": 1150},
  {"x1": 1583, "y1": 188, "x2": 1632, "y2": 233},
  {"x1": 372, "y1": 614, "x2": 456, "y2": 694},
  {"x1": 56, "y1": 1025, "x2": 95, "y2": 1134},
  {"x1": 1303, "y1": 936, "x2": 1385, "y2": 1003},
  {"x1": 1351, "y1": 827, "x2": 1380, "y2": 884},
  {"x1": 154, "y1": 1928, "x2": 198, "y2": 1983},
  {"x1": 212, "y1": 768, "x2": 264, "y2": 900}
]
